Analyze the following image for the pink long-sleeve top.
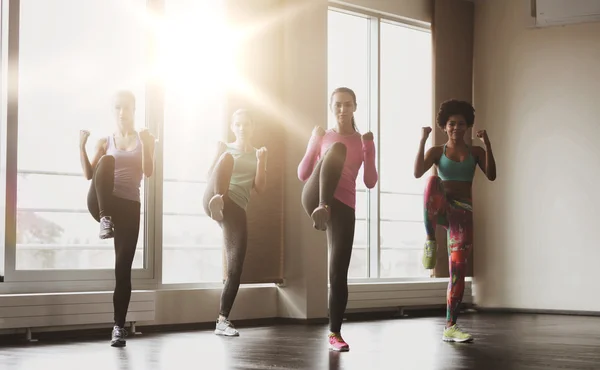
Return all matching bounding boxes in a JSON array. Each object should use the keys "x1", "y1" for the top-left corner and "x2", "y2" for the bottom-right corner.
[{"x1": 297, "y1": 129, "x2": 378, "y2": 210}]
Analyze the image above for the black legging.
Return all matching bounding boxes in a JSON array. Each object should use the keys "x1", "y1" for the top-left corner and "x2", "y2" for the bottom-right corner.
[
  {"x1": 301, "y1": 142, "x2": 354, "y2": 333},
  {"x1": 87, "y1": 155, "x2": 141, "y2": 328},
  {"x1": 203, "y1": 152, "x2": 247, "y2": 318}
]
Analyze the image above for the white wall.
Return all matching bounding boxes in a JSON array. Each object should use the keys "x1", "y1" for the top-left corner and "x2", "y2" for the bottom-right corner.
[
  {"x1": 278, "y1": 0, "x2": 329, "y2": 320},
  {"x1": 472, "y1": 0, "x2": 600, "y2": 311}
]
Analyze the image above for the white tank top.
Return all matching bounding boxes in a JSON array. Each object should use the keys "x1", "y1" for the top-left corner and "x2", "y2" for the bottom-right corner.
[{"x1": 105, "y1": 133, "x2": 143, "y2": 202}]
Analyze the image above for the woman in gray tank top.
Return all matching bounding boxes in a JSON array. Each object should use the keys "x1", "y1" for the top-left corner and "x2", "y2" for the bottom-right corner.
[
  {"x1": 204, "y1": 109, "x2": 268, "y2": 337},
  {"x1": 78, "y1": 90, "x2": 156, "y2": 347}
]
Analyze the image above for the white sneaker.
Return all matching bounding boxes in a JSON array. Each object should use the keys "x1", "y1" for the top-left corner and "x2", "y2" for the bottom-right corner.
[
  {"x1": 214, "y1": 319, "x2": 239, "y2": 337},
  {"x1": 208, "y1": 195, "x2": 225, "y2": 221}
]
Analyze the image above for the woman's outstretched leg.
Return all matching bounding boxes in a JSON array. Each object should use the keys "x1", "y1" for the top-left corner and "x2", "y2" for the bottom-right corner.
[
  {"x1": 86, "y1": 155, "x2": 116, "y2": 239},
  {"x1": 203, "y1": 152, "x2": 234, "y2": 222},
  {"x1": 443, "y1": 199, "x2": 474, "y2": 343},
  {"x1": 326, "y1": 198, "x2": 355, "y2": 352},
  {"x1": 214, "y1": 197, "x2": 247, "y2": 337},
  {"x1": 301, "y1": 142, "x2": 346, "y2": 231},
  {"x1": 422, "y1": 175, "x2": 448, "y2": 269}
]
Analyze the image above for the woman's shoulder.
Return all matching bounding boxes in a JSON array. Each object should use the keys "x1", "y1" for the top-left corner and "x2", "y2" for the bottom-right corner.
[{"x1": 427, "y1": 145, "x2": 444, "y2": 158}]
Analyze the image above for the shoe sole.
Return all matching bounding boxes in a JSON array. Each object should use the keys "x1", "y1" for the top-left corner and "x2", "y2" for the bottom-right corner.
[
  {"x1": 443, "y1": 336, "x2": 473, "y2": 343},
  {"x1": 214, "y1": 329, "x2": 239, "y2": 337},
  {"x1": 208, "y1": 196, "x2": 224, "y2": 222},
  {"x1": 100, "y1": 232, "x2": 114, "y2": 240},
  {"x1": 329, "y1": 345, "x2": 350, "y2": 352},
  {"x1": 110, "y1": 340, "x2": 126, "y2": 347},
  {"x1": 311, "y1": 207, "x2": 330, "y2": 231}
]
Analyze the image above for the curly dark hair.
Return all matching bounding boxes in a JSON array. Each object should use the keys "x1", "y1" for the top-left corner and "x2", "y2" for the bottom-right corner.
[{"x1": 436, "y1": 99, "x2": 475, "y2": 130}]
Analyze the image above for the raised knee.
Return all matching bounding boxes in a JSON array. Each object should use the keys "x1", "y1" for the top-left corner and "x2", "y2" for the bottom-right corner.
[
  {"x1": 219, "y1": 152, "x2": 234, "y2": 166},
  {"x1": 329, "y1": 142, "x2": 347, "y2": 156},
  {"x1": 98, "y1": 155, "x2": 115, "y2": 165}
]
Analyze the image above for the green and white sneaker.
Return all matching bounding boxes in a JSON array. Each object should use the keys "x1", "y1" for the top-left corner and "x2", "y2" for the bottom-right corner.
[
  {"x1": 442, "y1": 325, "x2": 473, "y2": 343},
  {"x1": 422, "y1": 240, "x2": 437, "y2": 269}
]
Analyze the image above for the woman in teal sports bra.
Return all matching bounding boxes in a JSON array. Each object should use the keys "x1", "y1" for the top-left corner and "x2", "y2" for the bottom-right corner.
[
  {"x1": 413, "y1": 99, "x2": 496, "y2": 343},
  {"x1": 203, "y1": 109, "x2": 268, "y2": 337}
]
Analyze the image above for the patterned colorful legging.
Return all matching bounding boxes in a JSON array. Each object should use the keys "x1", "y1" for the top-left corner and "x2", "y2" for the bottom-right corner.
[{"x1": 424, "y1": 176, "x2": 473, "y2": 326}]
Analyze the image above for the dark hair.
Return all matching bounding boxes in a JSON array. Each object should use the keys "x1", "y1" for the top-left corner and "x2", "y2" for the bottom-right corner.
[
  {"x1": 330, "y1": 87, "x2": 359, "y2": 133},
  {"x1": 436, "y1": 99, "x2": 475, "y2": 130}
]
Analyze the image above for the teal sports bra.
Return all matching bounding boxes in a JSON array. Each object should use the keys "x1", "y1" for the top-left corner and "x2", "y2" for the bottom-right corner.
[
  {"x1": 437, "y1": 144, "x2": 476, "y2": 182},
  {"x1": 224, "y1": 143, "x2": 257, "y2": 210}
]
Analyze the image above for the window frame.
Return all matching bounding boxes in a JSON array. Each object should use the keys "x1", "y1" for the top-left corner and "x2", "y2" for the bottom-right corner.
[
  {"x1": 327, "y1": 4, "x2": 433, "y2": 282},
  {"x1": 1, "y1": 0, "x2": 160, "y2": 284}
]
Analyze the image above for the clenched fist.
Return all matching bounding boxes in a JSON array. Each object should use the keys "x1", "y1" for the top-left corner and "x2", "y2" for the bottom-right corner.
[
  {"x1": 476, "y1": 129, "x2": 490, "y2": 145},
  {"x1": 312, "y1": 126, "x2": 326, "y2": 137},
  {"x1": 80, "y1": 130, "x2": 90, "y2": 148},
  {"x1": 361, "y1": 131, "x2": 374, "y2": 141},
  {"x1": 421, "y1": 127, "x2": 432, "y2": 141},
  {"x1": 139, "y1": 128, "x2": 155, "y2": 147},
  {"x1": 256, "y1": 147, "x2": 268, "y2": 162}
]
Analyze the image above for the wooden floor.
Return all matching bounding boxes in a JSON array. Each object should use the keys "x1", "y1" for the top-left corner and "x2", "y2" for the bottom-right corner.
[{"x1": 0, "y1": 312, "x2": 599, "y2": 369}]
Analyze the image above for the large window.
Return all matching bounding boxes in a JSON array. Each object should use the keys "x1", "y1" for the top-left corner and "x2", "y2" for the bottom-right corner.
[
  {"x1": 160, "y1": 0, "x2": 227, "y2": 284},
  {"x1": 327, "y1": 8, "x2": 432, "y2": 280},
  {"x1": 0, "y1": 0, "x2": 230, "y2": 285},
  {"x1": 379, "y1": 21, "x2": 432, "y2": 278},
  {"x1": 13, "y1": 0, "x2": 147, "y2": 275}
]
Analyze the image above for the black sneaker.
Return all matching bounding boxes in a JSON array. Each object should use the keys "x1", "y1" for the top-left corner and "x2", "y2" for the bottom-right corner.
[
  {"x1": 99, "y1": 216, "x2": 115, "y2": 239},
  {"x1": 110, "y1": 325, "x2": 127, "y2": 347}
]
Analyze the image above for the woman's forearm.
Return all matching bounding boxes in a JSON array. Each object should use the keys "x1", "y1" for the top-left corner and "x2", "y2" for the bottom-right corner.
[
  {"x1": 413, "y1": 139, "x2": 427, "y2": 178},
  {"x1": 142, "y1": 143, "x2": 154, "y2": 177},
  {"x1": 80, "y1": 146, "x2": 93, "y2": 180},
  {"x1": 484, "y1": 142, "x2": 496, "y2": 181},
  {"x1": 254, "y1": 160, "x2": 267, "y2": 193}
]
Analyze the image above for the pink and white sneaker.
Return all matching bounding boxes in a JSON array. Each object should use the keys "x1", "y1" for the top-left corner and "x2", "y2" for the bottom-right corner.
[{"x1": 328, "y1": 332, "x2": 350, "y2": 352}]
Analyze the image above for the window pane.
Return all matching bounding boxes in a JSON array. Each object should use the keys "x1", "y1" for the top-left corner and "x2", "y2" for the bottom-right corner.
[
  {"x1": 379, "y1": 21, "x2": 432, "y2": 194},
  {"x1": 348, "y1": 220, "x2": 368, "y2": 279},
  {"x1": 16, "y1": 0, "x2": 147, "y2": 270},
  {"x1": 379, "y1": 21, "x2": 432, "y2": 278},
  {"x1": 328, "y1": 9, "x2": 371, "y2": 278},
  {"x1": 380, "y1": 221, "x2": 429, "y2": 279},
  {"x1": 380, "y1": 193, "x2": 421, "y2": 222},
  {"x1": 327, "y1": 10, "x2": 369, "y2": 133},
  {"x1": 379, "y1": 193, "x2": 428, "y2": 279},
  {"x1": 161, "y1": 0, "x2": 227, "y2": 284}
]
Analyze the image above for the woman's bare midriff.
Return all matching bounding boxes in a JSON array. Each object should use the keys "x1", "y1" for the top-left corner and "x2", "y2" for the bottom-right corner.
[{"x1": 442, "y1": 180, "x2": 472, "y2": 200}]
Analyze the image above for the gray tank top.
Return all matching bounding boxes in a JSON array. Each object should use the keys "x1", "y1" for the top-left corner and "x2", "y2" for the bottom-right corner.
[{"x1": 105, "y1": 133, "x2": 143, "y2": 203}]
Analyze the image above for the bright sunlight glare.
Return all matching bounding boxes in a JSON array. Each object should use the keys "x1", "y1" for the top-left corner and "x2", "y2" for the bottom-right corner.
[{"x1": 151, "y1": 2, "x2": 239, "y2": 90}]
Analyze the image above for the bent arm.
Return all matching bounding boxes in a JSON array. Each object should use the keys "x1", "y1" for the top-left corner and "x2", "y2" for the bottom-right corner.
[
  {"x1": 254, "y1": 159, "x2": 267, "y2": 194},
  {"x1": 81, "y1": 138, "x2": 107, "y2": 180},
  {"x1": 475, "y1": 145, "x2": 496, "y2": 181},
  {"x1": 142, "y1": 139, "x2": 156, "y2": 178},
  {"x1": 297, "y1": 135, "x2": 323, "y2": 181},
  {"x1": 362, "y1": 139, "x2": 378, "y2": 188},
  {"x1": 414, "y1": 143, "x2": 439, "y2": 179}
]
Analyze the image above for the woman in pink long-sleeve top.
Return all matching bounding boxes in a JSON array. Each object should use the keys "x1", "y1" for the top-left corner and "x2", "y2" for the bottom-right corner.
[{"x1": 297, "y1": 87, "x2": 378, "y2": 352}]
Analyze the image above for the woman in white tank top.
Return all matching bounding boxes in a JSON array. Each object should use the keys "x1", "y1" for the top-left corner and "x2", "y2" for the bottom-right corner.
[{"x1": 78, "y1": 90, "x2": 156, "y2": 347}]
